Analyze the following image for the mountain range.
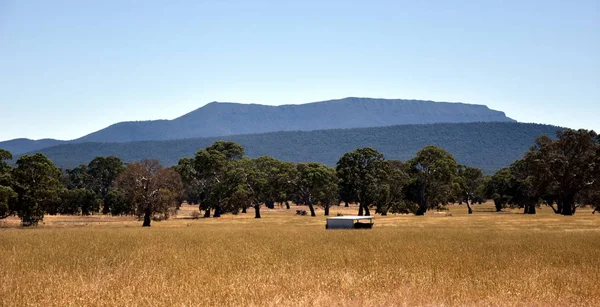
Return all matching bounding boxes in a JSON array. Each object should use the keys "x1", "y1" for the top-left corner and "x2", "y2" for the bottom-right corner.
[
  {"x1": 1, "y1": 97, "x2": 515, "y2": 154},
  {"x1": 22, "y1": 122, "x2": 560, "y2": 174},
  {"x1": 1, "y1": 97, "x2": 559, "y2": 173}
]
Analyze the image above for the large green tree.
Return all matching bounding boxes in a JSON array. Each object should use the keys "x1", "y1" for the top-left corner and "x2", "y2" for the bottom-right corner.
[
  {"x1": 336, "y1": 148, "x2": 387, "y2": 216},
  {"x1": 12, "y1": 154, "x2": 63, "y2": 226},
  {"x1": 484, "y1": 168, "x2": 513, "y2": 212},
  {"x1": 292, "y1": 162, "x2": 338, "y2": 217},
  {"x1": 405, "y1": 146, "x2": 457, "y2": 216},
  {"x1": 114, "y1": 159, "x2": 183, "y2": 226},
  {"x1": 87, "y1": 156, "x2": 125, "y2": 214},
  {"x1": 456, "y1": 165, "x2": 485, "y2": 214},
  {"x1": 59, "y1": 188, "x2": 101, "y2": 215},
  {"x1": 374, "y1": 160, "x2": 410, "y2": 216},
  {"x1": 524, "y1": 129, "x2": 600, "y2": 215},
  {"x1": 175, "y1": 157, "x2": 203, "y2": 205},
  {"x1": 193, "y1": 141, "x2": 245, "y2": 217},
  {"x1": 0, "y1": 149, "x2": 17, "y2": 219}
]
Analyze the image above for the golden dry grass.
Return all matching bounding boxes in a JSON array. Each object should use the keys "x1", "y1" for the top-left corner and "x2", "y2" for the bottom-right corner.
[{"x1": 1, "y1": 204, "x2": 600, "y2": 306}]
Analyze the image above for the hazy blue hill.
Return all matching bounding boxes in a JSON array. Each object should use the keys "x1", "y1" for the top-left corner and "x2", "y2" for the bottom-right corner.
[
  {"x1": 26, "y1": 122, "x2": 560, "y2": 173},
  {"x1": 73, "y1": 97, "x2": 516, "y2": 143},
  {"x1": 0, "y1": 138, "x2": 65, "y2": 155},
  {"x1": 1, "y1": 97, "x2": 516, "y2": 154}
]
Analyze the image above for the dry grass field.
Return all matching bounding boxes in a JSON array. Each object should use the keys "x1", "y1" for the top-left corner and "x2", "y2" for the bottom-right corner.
[{"x1": 1, "y1": 203, "x2": 600, "y2": 306}]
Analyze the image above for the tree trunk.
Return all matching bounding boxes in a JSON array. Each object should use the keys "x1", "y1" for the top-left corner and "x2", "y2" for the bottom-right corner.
[
  {"x1": 254, "y1": 204, "x2": 261, "y2": 219},
  {"x1": 324, "y1": 206, "x2": 330, "y2": 216},
  {"x1": 494, "y1": 199, "x2": 502, "y2": 212},
  {"x1": 213, "y1": 205, "x2": 221, "y2": 218},
  {"x1": 364, "y1": 204, "x2": 370, "y2": 216},
  {"x1": 556, "y1": 200, "x2": 564, "y2": 215},
  {"x1": 548, "y1": 200, "x2": 559, "y2": 214},
  {"x1": 561, "y1": 197, "x2": 574, "y2": 216},
  {"x1": 102, "y1": 201, "x2": 110, "y2": 215},
  {"x1": 380, "y1": 207, "x2": 388, "y2": 216},
  {"x1": 344, "y1": 201, "x2": 349, "y2": 208},
  {"x1": 142, "y1": 207, "x2": 152, "y2": 227},
  {"x1": 242, "y1": 207, "x2": 247, "y2": 214},
  {"x1": 285, "y1": 201, "x2": 290, "y2": 210},
  {"x1": 358, "y1": 203, "x2": 364, "y2": 216},
  {"x1": 307, "y1": 202, "x2": 316, "y2": 217},
  {"x1": 416, "y1": 197, "x2": 427, "y2": 216},
  {"x1": 203, "y1": 208, "x2": 211, "y2": 218},
  {"x1": 466, "y1": 200, "x2": 473, "y2": 214},
  {"x1": 524, "y1": 204, "x2": 536, "y2": 214}
]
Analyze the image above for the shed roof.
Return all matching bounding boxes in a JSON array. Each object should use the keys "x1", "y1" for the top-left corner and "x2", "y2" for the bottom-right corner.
[{"x1": 326, "y1": 216, "x2": 375, "y2": 220}]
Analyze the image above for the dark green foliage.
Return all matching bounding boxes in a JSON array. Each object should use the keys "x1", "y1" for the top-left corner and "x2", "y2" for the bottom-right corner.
[
  {"x1": 104, "y1": 189, "x2": 130, "y2": 216},
  {"x1": 23, "y1": 122, "x2": 562, "y2": 173},
  {"x1": 336, "y1": 148, "x2": 388, "y2": 216},
  {"x1": 192, "y1": 141, "x2": 246, "y2": 217},
  {"x1": 374, "y1": 160, "x2": 410, "y2": 216},
  {"x1": 484, "y1": 168, "x2": 513, "y2": 212},
  {"x1": 0, "y1": 149, "x2": 16, "y2": 218},
  {"x1": 62, "y1": 164, "x2": 91, "y2": 190},
  {"x1": 175, "y1": 158, "x2": 203, "y2": 204},
  {"x1": 455, "y1": 165, "x2": 485, "y2": 214},
  {"x1": 406, "y1": 146, "x2": 458, "y2": 215},
  {"x1": 12, "y1": 154, "x2": 63, "y2": 226},
  {"x1": 523, "y1": 129, "x2": 600, "y2": 215},
  {"x1": 292, "y1": 162, "x2": 339, "y2": 217},
  {"x1": 86, "y1": 156, "x2": 125, "y2": 214},
  {"x1": 60, "y1": 188, "x2": 100, "y2": 215}
]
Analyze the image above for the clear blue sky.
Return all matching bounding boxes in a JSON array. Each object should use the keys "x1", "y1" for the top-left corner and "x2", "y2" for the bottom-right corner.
[{"x1": 1, "y1": 0, "x2": 598, "y2": 141}]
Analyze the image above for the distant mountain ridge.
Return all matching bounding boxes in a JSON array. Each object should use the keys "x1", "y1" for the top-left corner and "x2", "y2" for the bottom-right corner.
[
  {"x1": 0, "y1": 97, "x2": 515, "y2": 154},
  {"x1": 76, "y1": 97, "x2": 515, "y2": 143},
  {"x1": 21, "y1": 122, "x2": 560, "y2": 174},
  {"x1": 0, "y1": 138, "x2": 66, "y2": 156}
]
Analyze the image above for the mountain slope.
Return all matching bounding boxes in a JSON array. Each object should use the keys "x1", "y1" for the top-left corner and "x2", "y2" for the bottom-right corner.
[
  {"x1": 26, "y1": 122, "x2": 560, "y2": 173},
  {"x1": 0, "y1": 138, "x2": 65, "y2": 155},
  {"x1": 74, "y1": 97, "x2": 515, "y2": 143}
]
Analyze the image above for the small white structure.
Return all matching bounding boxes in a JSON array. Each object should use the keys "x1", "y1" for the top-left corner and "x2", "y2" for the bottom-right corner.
[{"x1": 326, "y1": 216, "x2": 374, "y2": 229}]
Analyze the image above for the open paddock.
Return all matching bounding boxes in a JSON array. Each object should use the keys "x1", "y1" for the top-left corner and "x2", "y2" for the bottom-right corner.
[{"x1": 1, "y1": 204, "x2": 599, "y2": 306}]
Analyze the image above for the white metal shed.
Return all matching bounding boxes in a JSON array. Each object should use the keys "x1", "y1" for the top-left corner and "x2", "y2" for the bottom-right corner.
[{"x1": 326, "y1": 216, "x2": 374, "y2": 229}]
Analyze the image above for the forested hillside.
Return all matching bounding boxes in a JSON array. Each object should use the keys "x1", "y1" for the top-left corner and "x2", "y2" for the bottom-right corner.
[{"x1": 20, "y1": 122, "x2": 560, "y2": 173}]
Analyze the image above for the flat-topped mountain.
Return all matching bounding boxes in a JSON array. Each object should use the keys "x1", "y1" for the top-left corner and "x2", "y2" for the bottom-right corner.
[
  {"x1": 76, "y1": 97, "x2": 515, "y2": 143},
  {"x1": 1, "y1": 97, "x2": 515, "y2": 154}
]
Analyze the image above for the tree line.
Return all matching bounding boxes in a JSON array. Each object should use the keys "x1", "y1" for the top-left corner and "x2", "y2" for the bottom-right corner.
[{"x1": 1, "y1": 129, "x2": 598, "y2": 226}]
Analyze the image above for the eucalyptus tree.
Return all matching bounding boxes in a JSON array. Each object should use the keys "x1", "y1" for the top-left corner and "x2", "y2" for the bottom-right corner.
[
  {"x1": 374, "y1": 160, "x2": 409, "y2": 216},
  {"x1": 524, "y1": 129, "x2": 600, "y2": 215},
  {"x1": 87, "y1": 156, "x2": 125, "y2": 214},
  {"x1": 291, "y1": 162, "x2": 338, "y2": 217},
  {"x1": 405, "y1": 146, "x2": 457, "y2": 216},
  {"x1": 193, "y1": 141, "x2": 245, "y2": 217},
  {"x1": 456, "y1": 165, "x2": 485, "y2": 214},
  {"x1": 0, "y1": 149, "x2": 17, "y2": 219},
  {"x1": 12, "y1": 153, "x2": 63, "y2": 226},
  {"x1": 114, "y1": 159, "x2": 183, "y2": 226},
  {"x1": 507, "y1": 159, "x2": 539, "y2": 214},
  {"x1": 176, "y1": 157, "x2": 203, "y2": 205},
  {"x1": 336, "y1": 148, "x2": 387, "y2": 216},
  {"x1": 59, "y1": 188, "x2": 100, "y2": 215},
  {"x1": 63, "y1": 164, "x2": 91, "y2": 190},
  {"x1": 484, "y1": 168, "x2": 513, "y2": 212}
]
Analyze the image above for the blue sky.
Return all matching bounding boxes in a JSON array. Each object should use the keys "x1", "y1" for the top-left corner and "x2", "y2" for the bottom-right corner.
[{"x1": 1, "y1": 0, "x2": 598, "y2": 141}]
